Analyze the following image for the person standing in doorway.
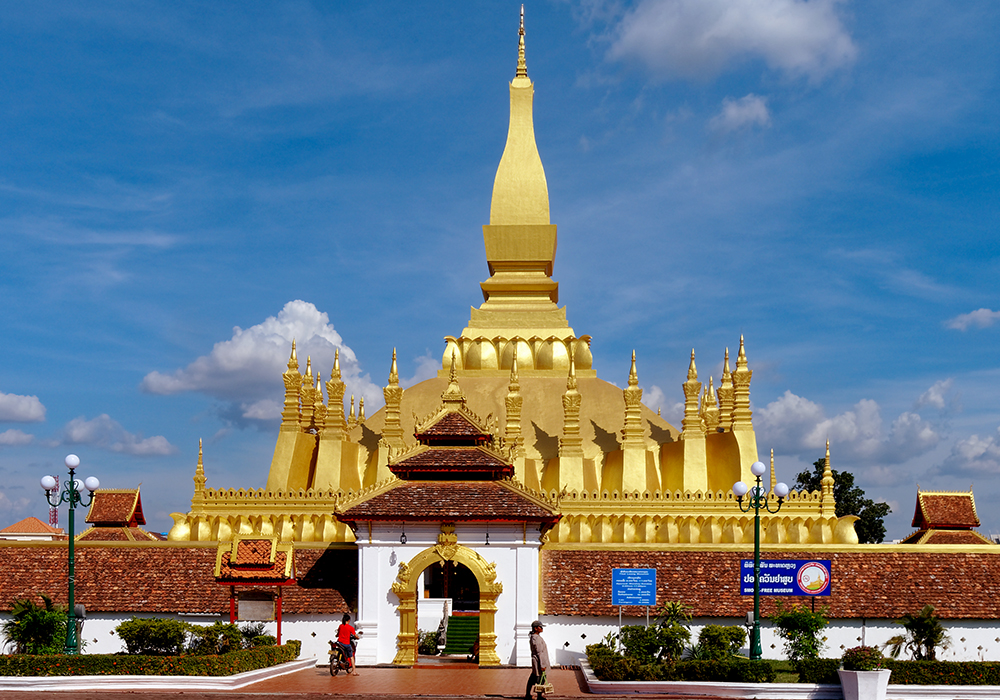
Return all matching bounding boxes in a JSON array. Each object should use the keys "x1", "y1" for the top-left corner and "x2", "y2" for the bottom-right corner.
[{"x1": 524, "y1": 620, "x2": 549, "y2": 700}]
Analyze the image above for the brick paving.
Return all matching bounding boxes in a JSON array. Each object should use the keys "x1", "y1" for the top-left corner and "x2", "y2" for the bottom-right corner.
[{"x1": 0, "y1": 664, "x2": 731, "y2": 700}]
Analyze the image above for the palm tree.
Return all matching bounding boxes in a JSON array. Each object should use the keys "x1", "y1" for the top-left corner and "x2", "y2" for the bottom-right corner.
[
  {"x1": 1, "y1": 594, "x2": 66, "y2": 655},
  {"x1": 884, "y1": 605, "x2": 950, "y2": 661}
]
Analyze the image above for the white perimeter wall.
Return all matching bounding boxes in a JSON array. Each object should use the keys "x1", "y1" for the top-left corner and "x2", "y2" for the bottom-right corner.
[
  {"x1": 3, "y1": 611, "x2": 1000, "y2": 664},
  {"x1": 539, "y1": 614, "x2": 1000, "y2": 664}
]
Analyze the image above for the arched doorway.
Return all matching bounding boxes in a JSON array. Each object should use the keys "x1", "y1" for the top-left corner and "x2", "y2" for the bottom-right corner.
[{"x1": 391, "y1": 531, "x2": 502, "y2": 666}]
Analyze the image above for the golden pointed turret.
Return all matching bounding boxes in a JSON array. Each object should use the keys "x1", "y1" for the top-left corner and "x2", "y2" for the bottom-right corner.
[
  {"x1": 718, "y1": 348, "x2": 734, "y2": 429},
  {"x1": 769, "y1": 448, "x2": 776, "y2": 494},
  {"x1": 383, "y1": 348, "x2": 404, "y2": 451},
  {"x1": 192, "y1": 438, "x2": 206, "y2": 511},
  {"x1": 681, "y1": 350, "x2": 703, "y2": 439},
  {"x1": 821, "y1": 439, "x2": 836, "y2": 516}
]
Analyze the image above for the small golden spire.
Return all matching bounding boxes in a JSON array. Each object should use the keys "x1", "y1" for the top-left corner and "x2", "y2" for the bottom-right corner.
[
  {"x1": 305, "y1": 355, "x2": 312, "y2": 378},
  {"x1": 359, "y1": 397, "x2": 365, "y2": 422},
  {"x1": 737, "y1": 335, "x2": 748, "y2": 370},
  {"x1": 389, "y1": 347, "x2": 399, "y2": 386},
  {"x1": 687, "y1": 349, "x2": 698, "y2": 380},
  {"x1": 349, "y1": 395, "x2": 356, "y2": 422},
  {"x1": 194, "y1": 438, "x2": 206, "y2": 493},
  {"x1": 821, "y1": 439, "x2": 836, "y2": 516},
  {"x1": 332, "y1": 348, "x2": 341, "y2": 379},
  {"x1": 770, "y1": 448, "x2": 776, "y2": 492},
  {"x1": 443, "y1": 351, "x2": 466, "y2": 403},
  {"x1": 628, "y1": 350, "x2": 638, "y2": 387},
  {"x1": 510, "y1": 352, "x2": 520, "y2": 388},
  {"x1": 287, "y1": 340, "x2": 299, "y2": 371},
  {"x1": 516, "y1": 4, "x2": 527, "y2": 78},
  {"x1": 722, "y1": 348, "x2": 731, "y2": 380}
]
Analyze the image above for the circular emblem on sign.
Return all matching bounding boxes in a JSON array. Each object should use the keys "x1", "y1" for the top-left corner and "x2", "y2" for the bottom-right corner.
[{"x1": 797, "y1": 561, "x2": 830, "y2": 595}]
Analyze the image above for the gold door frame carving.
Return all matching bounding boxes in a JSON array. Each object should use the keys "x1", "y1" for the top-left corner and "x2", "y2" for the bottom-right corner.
[{"x1": 390, "y1": 530, "x2": 503, "y2": 666}]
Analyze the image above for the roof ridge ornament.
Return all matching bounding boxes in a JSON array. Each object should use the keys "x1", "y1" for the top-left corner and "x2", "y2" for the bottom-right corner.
[{"x1": 516, "y1": 4, "x2": 527, "y2": 78}]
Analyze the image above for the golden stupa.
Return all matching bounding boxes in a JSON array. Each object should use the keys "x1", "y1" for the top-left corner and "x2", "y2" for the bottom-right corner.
[{"x1": 168, "y1": 13, "x2": 858, "y2": 548}]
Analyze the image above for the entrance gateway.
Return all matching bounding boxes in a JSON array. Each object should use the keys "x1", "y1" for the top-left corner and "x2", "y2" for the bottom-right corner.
[{"x1": 337, "y1": 366, "x2": 560, "y2": 666}]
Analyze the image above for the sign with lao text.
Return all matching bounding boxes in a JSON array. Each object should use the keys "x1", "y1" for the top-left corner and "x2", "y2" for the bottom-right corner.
[
  {"x1": 740, "y1": 560, "x2": 831, "y2": 597},
  {"x1": 612, "y1": 568, "x2": 657, "y2": 606}
]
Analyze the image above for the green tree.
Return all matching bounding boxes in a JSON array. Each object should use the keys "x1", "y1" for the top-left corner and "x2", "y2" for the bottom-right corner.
[
  {"x1": 2, "y1": 594, "x2": 66, "y2": 655},
  {"x1": 884, "y1": 605, "x2": 950, "y2": 661},
  {"x1": 794, "y1": 458, "x2": 891, "y2": 543}
]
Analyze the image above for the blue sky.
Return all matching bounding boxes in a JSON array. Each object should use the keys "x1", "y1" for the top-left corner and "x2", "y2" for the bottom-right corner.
[{"x1": 1, "y1": 1, "x2": 998, "y2": 541}]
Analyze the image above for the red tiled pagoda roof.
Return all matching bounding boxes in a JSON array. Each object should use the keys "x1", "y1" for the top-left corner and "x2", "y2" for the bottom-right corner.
[
  {"x1": 416, "y1": 412, "x2": 487, "y2": 439},
  {"x1": 86, "y1": 489, "x2": 145, "y2": 526},
  {"x1": 390, "y1": 446, "x2": 513, "y2": 479},
  {"x1": 339, "y1": 481, "x2": 558, "y2": 523},
  {"x1": 912, "y1": 492, "x2": 980, "y2": 529}
]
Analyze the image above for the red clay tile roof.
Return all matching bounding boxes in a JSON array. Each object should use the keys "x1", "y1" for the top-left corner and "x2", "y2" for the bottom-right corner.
[
  {"x1": 417, "y1": 412, "x2": 488, "y2": 439},
  {"x1": 217, "y1": 551, "x2": 292, "y2": 583},
  {"x1": 236, "y1": 538, "x2": 274, "y2": 566},
  {"x1": 390, "y1": 447, "x2": 513, "y2": 479},
  {"x1": 901, "y1": 529, "x2": 993, "y2": 545},
  {"x1": 0, "y1": 543, "x2": 354, "y2": 614},
  {"x1": 912, "y1": 492, "x2": 980, "y2": 529},
  {"x1": 339, "y1": 481, "x2": 558, "y2": 523},
  {"x1": 77, "y1": 526, "x2": 161, "y2": 542},
  {"x1": 542, "y1": 548, "x2": 1000, "y2": 620},
  {"x1": 86, "y1": 490, "x2": 145, "y2": 526},
  {"x1": 1, "y1": 517, "x2": 63, "y2": 535}
]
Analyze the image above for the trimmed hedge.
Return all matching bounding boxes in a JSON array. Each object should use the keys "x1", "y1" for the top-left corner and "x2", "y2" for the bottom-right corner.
[
  {"x1": 795, "y1": 658, "x2": 1000, "y2": 686},
  {"x1": 887, "y1": 660, "x2": 1000, "y2": 685},
  {"x1": 0, "y1": 640, "x2": 301, "y2": 677},
  {"x1": 587, "y1": 646, "x2": 774, "y2": 684}
]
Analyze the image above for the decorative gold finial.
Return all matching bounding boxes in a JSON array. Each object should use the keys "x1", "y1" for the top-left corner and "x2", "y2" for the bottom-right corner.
[
  {"x1": 194, "y1": 439, "x2": 206, "y2": 491},
  {"x1": 359, "y1": 397, "x2": 366, "y2": 422},
  {"x1": 305, "y1": 355, "x2": 312, "y2": 378},
  {"x1": 516, "y1": 4, "x2": 527, "y2": 78},
  {"x1": 687, "y1": 349, "x2": 698, "y2": 380},
  {"x1": 288, "y1": 340, "x2": 299, "y2": 371},
  {"x1": 442, "y1": 351, "x2": 466, "y2": 403},
  {"x1": 628, "y1": 350, "x2": 638, "y2": 386},
  {"x1": 566, "y1": 343, "x2": 577, "y2": 391},
  {"x1": 821, "y1": 439, "x2": 836, "y2": 516},
  {"x1": 349, "y1": 395, "x2": 356, "y2": 422},
  {"x1": 389, "y1": 348, "x2": 399, "y2": 386},
  {"x1": 332, "y1": 348, "x2": 341, "y2": 379}
]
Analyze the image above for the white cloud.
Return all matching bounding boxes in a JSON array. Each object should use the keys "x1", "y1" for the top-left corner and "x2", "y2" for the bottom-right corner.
[
  {"x1": 607, "y1": 0, "x2": 857, "y2": 82},
  {"x1": 945, "y1": 308, "x2": 1000, "y2": 331},
  {"x1": 0, "y1": 429, "x2": 34, "y2": 446},
  {"x1": 141, "y1": 300, "x2": 383, "y2": 422},
  {"x1": 709, "y1": 94, "x2": 771, "y2": 132},
  {"x1": 62, "y1": 414, "x2": 176, "y2": 456},
  {"x1": 940, "y1": 427, "x2": 1000, "y2": 475},
  {"x1": 0, "y1": 391, "x2": 46, "y2": 422},
  {"x1": 756, "y1": 390, "x2": 940, "y2": 464},
  {"x1": 401, "y1": 352, "x2": 441, "y2": 389},
  {"x1": 914, "y1": 378, "x2": 956, "y2": 411}
]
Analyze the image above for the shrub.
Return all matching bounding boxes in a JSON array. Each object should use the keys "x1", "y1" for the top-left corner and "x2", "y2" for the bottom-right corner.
[
  {"x1": 187, "y1": 621, "x2": 244, "y2": 655},
  {"x1": 884, "y1": 605, "x2": 950, "y2": 661},
  {"x1": 249, "y1": 634, "x2": 277, "y2": 647},
  {"x1": 1, "y1": 595, "x2": 66, "y2": 655},
  {"x1": 418, "y1": 630, "x2": 439, "y2": 655},
  {"x1": 115, "y1": 617, "x2": 189, "y2": 656},
  {"x1": 695, "y1": 625, "x2": 747, "y2": 659},
  {"x1": 0, "y1": 642, "x2": 301, "y2": 676},
  {"x1": 842, "y1": 645, "x2": 885, "y2": 671},
  {"x1": 795, "y1": 658, "x2": 840, "y2": 684},
  {"x1": 769, "y1": 602, "x2": 828, "y2": 661},
  {"x1": 885, "y1": 659, "x2": 1000, "y2": 685}
]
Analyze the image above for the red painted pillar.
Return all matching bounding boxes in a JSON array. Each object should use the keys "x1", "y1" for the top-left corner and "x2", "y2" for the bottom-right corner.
[
  {"x1": 276, "y1": 589, "x2": 283, "y2": 645},
  {"x1": 229, "y1": 586, "x2": 236, "y2": 624}
]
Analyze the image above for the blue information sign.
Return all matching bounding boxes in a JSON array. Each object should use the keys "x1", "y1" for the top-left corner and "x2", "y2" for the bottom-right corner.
[
  {"x1": 740, "y1": 560, "x2": 831, "y2": 596},
  {"x1": 612, "y1": 568, "x2": 657, "y2": 606}
]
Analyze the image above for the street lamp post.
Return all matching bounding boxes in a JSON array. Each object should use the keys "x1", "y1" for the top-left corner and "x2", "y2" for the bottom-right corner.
[
  {"x1": 733, "y1": 460, "x2": 789, "y2": 660},
  {"x1": 41, "y1": 454, "x2": 99, "y2": 655}
]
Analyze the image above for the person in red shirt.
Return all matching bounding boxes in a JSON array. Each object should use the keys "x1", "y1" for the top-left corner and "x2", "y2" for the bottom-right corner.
[{"x1": 336, "y1": 613, "x2": 360, "y2": 675}]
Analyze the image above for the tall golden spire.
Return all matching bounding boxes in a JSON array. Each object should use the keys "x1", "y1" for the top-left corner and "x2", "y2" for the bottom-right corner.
[
  {"x1": 717, "y1": 348, "x2": 734, "y2": 429},
  {"x1": 504, "y1": 354, "x2": 523, "y2": 457},
  {"x1": 489, "y1": 6, "x2": 549, "y2": 226},
  {"x1": 821, "y1": 439, "x2": 836, "y2": 516},
  {"x1": 681, "y1": 350, "x2": 703, "y2": 439},
  {"x1": 193, "y1": 438, "x2": 206, "y2": 511},
  {"x1": 279, "y1": 341, "x2": 302, "y2": 432},
  {"x1": 383, "y1": 348, "x2": 404, "y2": 451}
]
